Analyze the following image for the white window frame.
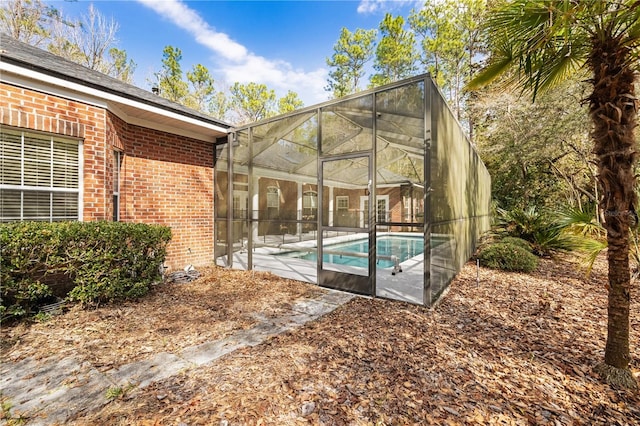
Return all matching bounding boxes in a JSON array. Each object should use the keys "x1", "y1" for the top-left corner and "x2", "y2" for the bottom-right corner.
[
  {"x1": 266, "y1": 186, "x2": 279, "y2": 210},
  {"x1": 302, "y1": 190, "x2": 318, "y2": 220},
  {"x1": 377, "y1": 196, "x2": 389, "y2": 223},
  {"x1": 336, "y1": 196, "x2": 349, "y2": 211},
  {"x1": 233, "y1": 190, "x2": 248, "y2": 219},
  {"x1": 113, "y1": 150, "x2": 121, "y2": 221},
  {"x1": 1, "y1": 128, "x2": 82, "y2": 222},
  {"x1": 359, "y1": 195, "x2": 389, "y2": 227}
]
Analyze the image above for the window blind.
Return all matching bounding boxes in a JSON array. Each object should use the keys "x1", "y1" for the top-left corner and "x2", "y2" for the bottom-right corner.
[{"x1": 0, "y1": 128, "x2": 80, "y2": 222}]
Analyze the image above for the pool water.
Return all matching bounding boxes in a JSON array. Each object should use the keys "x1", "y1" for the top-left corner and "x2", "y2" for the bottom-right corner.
[{"x1": 279, "y1": 235, "x2": 429, "y2": 268}]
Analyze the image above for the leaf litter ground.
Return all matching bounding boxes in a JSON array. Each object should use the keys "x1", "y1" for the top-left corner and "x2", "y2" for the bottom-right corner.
[{"x1": 2, "y1": 256, "x2": 639, "y2": 425}]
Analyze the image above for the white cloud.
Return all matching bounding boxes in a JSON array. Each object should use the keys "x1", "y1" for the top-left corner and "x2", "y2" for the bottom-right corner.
[
  {"x1": 221, "y1": 56, "x2": 328, "y2": 106},
  {"x1": 136, "y1": 0, "x2": 328, "y2": 105},
  {"x1": 357, "y1": 0, "x2": 420, "y2": 14},
  {"x1": 357, "y1": 0, "x2": 383, "y2": 13},
  {"x1": 137, "y1": 0, "x2": 247, "y2": 61}
]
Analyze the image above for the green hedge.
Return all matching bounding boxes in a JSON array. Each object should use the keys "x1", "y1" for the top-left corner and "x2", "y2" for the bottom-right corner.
[
  {"x1": 477, "y1": 242, "x2": 539, "y2": 273},
  {"x1": 1, "y1": 221, "x2": 171, "y2": 320},
  {"x1": 499, "y1": 236, "x2": 534, "y2": 252}
]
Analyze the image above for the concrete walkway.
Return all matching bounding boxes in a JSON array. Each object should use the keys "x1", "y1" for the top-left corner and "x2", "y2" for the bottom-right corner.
[{"x1": 0, "y1": 289, "x2": 356, "y2": 425}]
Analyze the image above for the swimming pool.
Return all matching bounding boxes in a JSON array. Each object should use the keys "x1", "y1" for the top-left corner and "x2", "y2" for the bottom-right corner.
[{"x1": 277, "y1": 235, "x2": 428, "y2": 268}]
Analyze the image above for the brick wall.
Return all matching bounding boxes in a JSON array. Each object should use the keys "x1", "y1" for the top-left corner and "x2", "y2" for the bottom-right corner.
[
  {"x1": 107, "y1": 112, "x2": 215, "y2": 270},
  {"x1": 378, "y1": 187, "x2": 403, "y2": 223},
  {"x1": 1, "y1": 82, "x2": 216, "y2": 269}
]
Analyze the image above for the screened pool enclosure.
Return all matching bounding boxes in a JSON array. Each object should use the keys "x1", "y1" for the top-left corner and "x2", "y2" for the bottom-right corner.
[{"x1": 215, "y1": 74, "x2": 491, "y2": 306}]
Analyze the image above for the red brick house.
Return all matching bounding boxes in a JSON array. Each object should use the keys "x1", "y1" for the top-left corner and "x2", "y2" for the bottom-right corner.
[{"x1": 0, "y1": 34, "x2": 231, "y2": 269}]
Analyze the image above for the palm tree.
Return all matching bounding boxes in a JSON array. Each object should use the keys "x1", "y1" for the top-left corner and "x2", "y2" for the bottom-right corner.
[{"x1": 469, "y1": 0, "x2": 640, "y2": 388}]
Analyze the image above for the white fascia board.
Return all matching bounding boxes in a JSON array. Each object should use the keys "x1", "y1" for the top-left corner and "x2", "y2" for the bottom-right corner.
[
  {"x1": 1, "y1": 62, "x2": 230, "y2": 136},
  {"x1": 2, "y1": 66, "x2": 109, "y2": 109}
]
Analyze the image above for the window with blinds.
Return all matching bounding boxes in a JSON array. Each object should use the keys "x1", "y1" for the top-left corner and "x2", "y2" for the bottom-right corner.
[{"x1": 0, "y1": 128, "x2": 81, "y2": 222}]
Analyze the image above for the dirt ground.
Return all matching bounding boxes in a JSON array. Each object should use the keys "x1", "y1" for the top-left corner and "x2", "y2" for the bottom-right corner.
[
  {"x1": 0, "y1": 268, "x2": 325, "y2": 372},
  {"x1": 2, "y1": 255, "x2": 639, "y2": 425}
]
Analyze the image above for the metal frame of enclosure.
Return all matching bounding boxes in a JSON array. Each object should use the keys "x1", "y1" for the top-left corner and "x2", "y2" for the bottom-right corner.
[{"x1": 214, "y1": 74, "x2": 491, "y2": 306}]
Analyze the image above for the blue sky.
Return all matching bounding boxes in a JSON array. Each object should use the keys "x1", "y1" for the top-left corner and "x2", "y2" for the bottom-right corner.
[{"x1": 47, "y1": 0, "x2": 421, "y2": 106}]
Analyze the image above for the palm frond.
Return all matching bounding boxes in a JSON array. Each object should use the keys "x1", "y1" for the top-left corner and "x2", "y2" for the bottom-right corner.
[
  {"x1": 470, "y1": 0, "x2": 594, "y2": 94},
  {"x1": 609, "y1": 0, "x2": 640, "y2": 34},
  {"x1": 534, "y1": 44, "x2": 589, "y2": 96},
  {"x1": 555, "y1": 204, "x2": 606, "y2": 238},
  {"x1": 577, "y1": 238, "x2": 608, "y2": 277},
  {"x1": 466, "y1": 49, "x2": 514, "y2": 90},
  {"x1": 620, "y1": 2, "x2": 640, "y2": 49}
]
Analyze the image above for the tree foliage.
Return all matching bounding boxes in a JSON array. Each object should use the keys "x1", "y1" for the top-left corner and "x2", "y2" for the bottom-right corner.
[
  {"x1": 229, "y1": 82, "x2": 277, "y2": 124},
  {"x1": 186, "y1": 63, "x2": 216, "y2": 112},
  {"x1": 209, "y1": 89, "x2": 230, "y2": 122},
  {"x1": 473, "y1": 76, "x2": 596, "y2": 211},
  {"x1": 326, "y1": 27, "x2": 377, "y2": 98},
  {"x1": 1, "y1": 0, "x2": 135, "y2": 83},
  {"x1": 278, "y1": 90, "x2": 304, "y2": 114},
  {"x1": 0, "y1": 0, "x2": 59, "y2": 46},
  {"x1": 107, "y1": 47, "x2": 136, "y2": 84},
  {"x1": 370, "y1": 13, "x2": 418, "y2": 87},
  {"x1": 156, "y1": 45, "x2": 189, "y2": 104},
  {"x1": 410, "y1": 0, "x2": 486, "y2": 124},
  {"x1": 150, "y1": 46, "x2": 303, "y2": 122},
  {"x1": 48, "y1": 4, "x2": 118, "y2": 72}
]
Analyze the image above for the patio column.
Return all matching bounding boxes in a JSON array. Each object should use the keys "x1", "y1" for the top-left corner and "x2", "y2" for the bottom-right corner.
[
  {"x1": 297, "y1": 182, "x2": 303, "y2": 237},
  {"x1": 328, "y1": 186, "x2": 334, "y2": 227},
  {"x1": 252, "y1": 175, "x2": 259, "y2": 245}
]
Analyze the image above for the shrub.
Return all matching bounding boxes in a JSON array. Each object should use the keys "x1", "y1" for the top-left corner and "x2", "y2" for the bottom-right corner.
[
  {"x1": 493, "y1": 206, "x2": 583, "y2": 256},
  {"x1": 499, "y1": 236, "x2": 533, "y2": 252},
  {"x1": 1, "y1": 221, "x2": 171, "y2": 320},
  {"x1": 477, "y1": 242, "x2": 539, "y2": 273},
  {"x1": 528, "y1": 225, "x2": 582, "y2": 257},
  {"x1": 494, "y1": 206, "x2": 546, "y2": 243},
  {"x1": 65, "y1": 222, "x2": 171, "y2": 305},
  {"x1": 0, "y1": 222, "x2": 60, "y2": 320}
]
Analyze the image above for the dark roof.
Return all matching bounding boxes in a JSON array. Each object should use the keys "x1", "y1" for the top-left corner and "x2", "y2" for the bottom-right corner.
[{"x1": 0, "y1": 33, "x2": 231, "y2": 129}]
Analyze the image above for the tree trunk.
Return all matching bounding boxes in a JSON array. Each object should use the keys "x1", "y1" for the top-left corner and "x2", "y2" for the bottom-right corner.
[{"x1": 589, "y1": 36, "x2": 638, "y2": 387}]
